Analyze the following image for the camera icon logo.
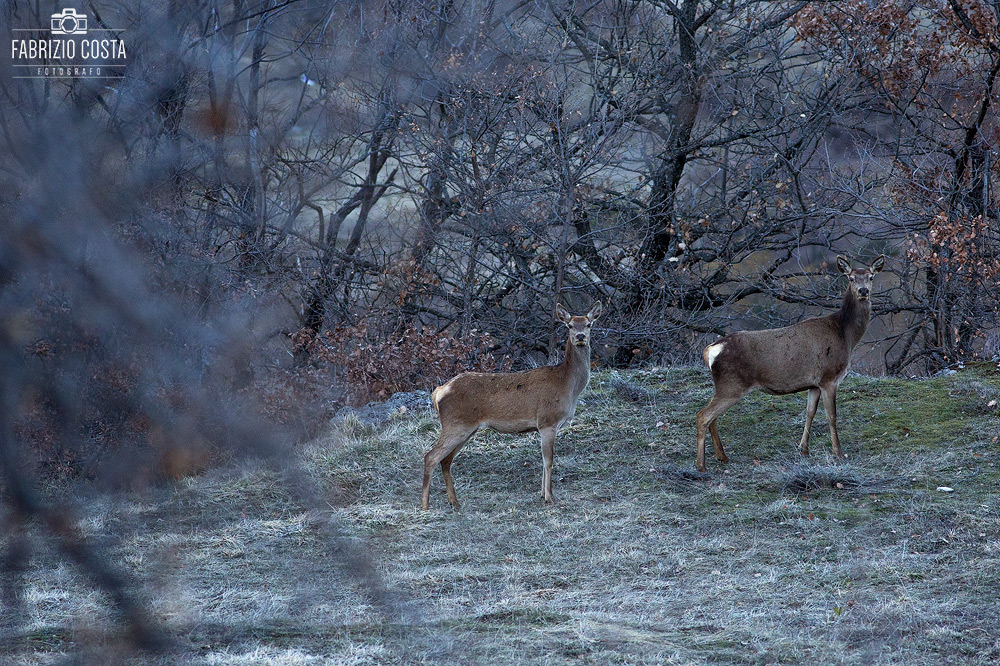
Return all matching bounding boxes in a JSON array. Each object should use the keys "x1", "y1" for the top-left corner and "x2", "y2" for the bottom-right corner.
[{"x1": 50, "y1": 8, "x2": 88, "y2": 35}]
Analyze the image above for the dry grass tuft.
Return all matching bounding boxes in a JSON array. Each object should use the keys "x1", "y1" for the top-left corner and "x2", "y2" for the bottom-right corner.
[
  {"x1": 653, "y1": 463, "x2": 713, "y2": 488},
  {"x1": 608, "y1": 376, "x2": 654, "y2": 403},
  {"x1": 780, "y1": 464, "x2": 865, "y2": 492},
  {"x1": 780, "y1": 464, "x2": 909, "y2": 496}
]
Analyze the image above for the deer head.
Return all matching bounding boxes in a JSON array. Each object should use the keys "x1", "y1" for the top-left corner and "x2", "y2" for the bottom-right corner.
[
  {"x1": 556, "y1": 302, "x2": 603, "y2": 347},
  {"x1": 837, "y1": 255, "x2": 885, "y2": 302}
]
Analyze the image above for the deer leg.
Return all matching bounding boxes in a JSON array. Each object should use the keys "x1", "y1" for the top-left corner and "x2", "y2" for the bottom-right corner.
[
  {"x1": 799, "y1": 388, "x2": 822, "y2": 456},
  {"x1": 820, "y1": 385, "x2": 844, "y2": 459},
  {"x1": 708, "y1": 422, "x2": 727, "y2": 463},
  {"x1": 421, "y1": 426, "x2": 476, "y2": 510},
  {"x1": 440, "y1": 448, "x2": 461, "y2": 507},
  {"x1": 539, "y1": 427, "x2": 557, "y2": 504},
  {"x1": 696, "y1": 392, "x2": 745, "y2": 472}
]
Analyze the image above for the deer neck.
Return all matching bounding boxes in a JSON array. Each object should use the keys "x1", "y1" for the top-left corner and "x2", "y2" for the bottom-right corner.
[
  {"x1": 835, "y1": 288, "x2": 871, "y2": 350},
  {"x1": 560, "y1": 336, "x2": 592, "y2": 396}
]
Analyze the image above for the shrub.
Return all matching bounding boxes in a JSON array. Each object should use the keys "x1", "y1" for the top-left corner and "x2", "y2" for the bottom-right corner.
[{"x1": 293, "y1": 318, "x2": 511, "y2": 406}]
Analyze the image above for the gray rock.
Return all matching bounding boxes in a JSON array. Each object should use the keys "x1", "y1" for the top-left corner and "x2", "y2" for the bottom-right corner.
[{"x1": 333, "y1": 390, "x2": 433, "y2": 428}]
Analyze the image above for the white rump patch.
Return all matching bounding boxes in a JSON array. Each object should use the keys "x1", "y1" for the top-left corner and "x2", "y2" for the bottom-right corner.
[
  {"x1": 432, "y1": 381, "x2": 453, "y2": 409},
  {"x1": 705, "y1": 342, "x2": 724, "y2": 369}
]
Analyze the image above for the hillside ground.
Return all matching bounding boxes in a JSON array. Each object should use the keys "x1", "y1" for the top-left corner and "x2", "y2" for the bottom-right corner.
[{"x1": 5, "y1": 364, "x2": 1000, "y2": 665}]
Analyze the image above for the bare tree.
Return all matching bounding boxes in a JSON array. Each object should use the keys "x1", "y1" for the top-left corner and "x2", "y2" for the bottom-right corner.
[{"x1": 794, "y1": 0, "x2": 1000, "y2": 372}]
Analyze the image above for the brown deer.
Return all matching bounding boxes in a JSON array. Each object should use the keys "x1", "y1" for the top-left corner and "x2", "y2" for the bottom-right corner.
[
  {"x1": 695, "y1": 255, "x2": 885, "y2": 472},
  {"x1": 421, "y1": 302, "x2": 602, "y2": 509}
]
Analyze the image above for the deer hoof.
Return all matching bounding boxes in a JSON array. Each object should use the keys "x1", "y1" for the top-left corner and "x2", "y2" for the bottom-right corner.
[{"x1": 716, "y1": 453, "x2": 729, "y2": 463}]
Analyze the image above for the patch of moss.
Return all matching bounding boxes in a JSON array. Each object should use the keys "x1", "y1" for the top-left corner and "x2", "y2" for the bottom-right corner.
[
  {"x1": 850, "y1": 376, "x2": 987, "y2": 452},
  {"x1": 474, "y1": 607, "x2": 571, "y2": 627},
  {"x1": 21, "y1": 626, "x2": 73, "y2": 651}
]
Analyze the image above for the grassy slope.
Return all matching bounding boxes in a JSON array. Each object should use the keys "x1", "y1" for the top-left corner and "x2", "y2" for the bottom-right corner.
[{"x1": 8, "y1": 365, "x2": 1000, "y2": 665}]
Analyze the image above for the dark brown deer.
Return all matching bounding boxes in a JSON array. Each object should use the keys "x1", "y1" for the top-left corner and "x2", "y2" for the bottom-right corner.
[
  {"x1": 421, "y1": 302, "x2": 602, "y2": 509},
  {"x1": 695, "y1": 256, "x2": 885, "y2": 471}
]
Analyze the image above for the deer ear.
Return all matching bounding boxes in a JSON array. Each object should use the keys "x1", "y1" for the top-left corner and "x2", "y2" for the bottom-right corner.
[
  {"x1": 870, "y1": 254, "x2": 885, "y2": 274},
  {"x1": 587, "y1": 301, "x2": 603, "y2": 322},
  {"x1": 836, "y1": 256, "x2": 852, "y2": 275},
  {"x1": 556, "y1": 304, "x2": 572, "y2": 325}
]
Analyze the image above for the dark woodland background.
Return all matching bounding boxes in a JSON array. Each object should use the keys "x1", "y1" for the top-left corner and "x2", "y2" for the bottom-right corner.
[{"x1": 1, "y1": 0, "x2": 999, "y2": 659}]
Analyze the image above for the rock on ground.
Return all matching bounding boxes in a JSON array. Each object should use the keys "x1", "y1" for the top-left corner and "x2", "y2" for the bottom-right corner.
[{"x1": 333, "y1": 390, "x2": 432, "y2": 428}]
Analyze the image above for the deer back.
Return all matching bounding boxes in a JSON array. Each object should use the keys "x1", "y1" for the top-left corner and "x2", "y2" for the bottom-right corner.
[
  {"x1": 713, "y1": 317, "x2": 853, "y2": 395},
  {"x1": 434, "y1": 341, "x2": 591, "y2": 431}
]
